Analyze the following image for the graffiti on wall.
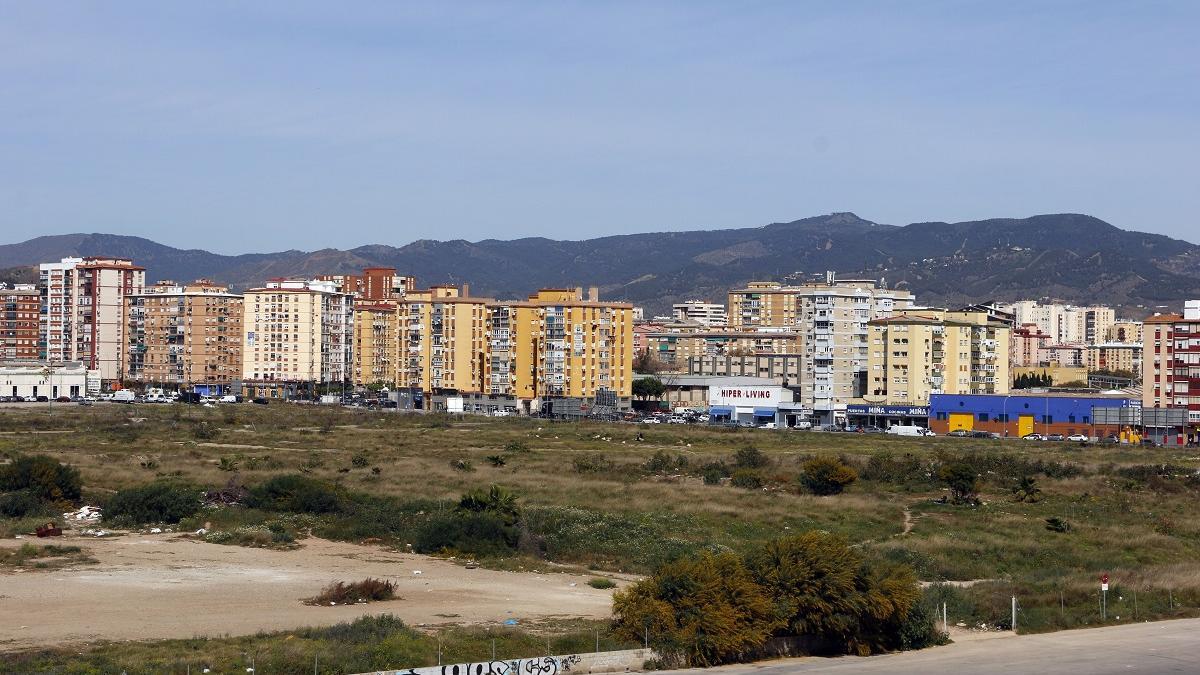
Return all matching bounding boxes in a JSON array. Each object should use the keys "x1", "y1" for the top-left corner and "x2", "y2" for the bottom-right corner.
[{"x1": 389, "y1": 654, "x2": 583, "y2": 675}]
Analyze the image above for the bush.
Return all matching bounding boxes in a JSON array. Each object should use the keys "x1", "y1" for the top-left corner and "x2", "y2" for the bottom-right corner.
[
  {"x1": 937, "y1": 462, "x2": 979, "y2": 504},
  {"x1": 414, "y1": 511, "x2": 518, "y2": 557},
  {"x1": 644, "y1": 451, "x2": 688, "y2": 474},
  {"x1": 730, "y1": 469, "x2": 763, "y2": 490},
  {"x1": 456, "y1": 485, "x2": 520, "y2": 526},
  {"x1": 450, "y1": 458, "x2": 475, "y2": 472},
  {"x1": 573, "y1": 453, "x2": 616, "y2": 474},
  {"x1": 504, "y1": 441, "x2": 529, "y2": 453},
  {"x1": 106, "y1": 481, "x2": 202, "y2": 524},
  {"x1": 613, "y1": 551, "x2": 779, "y2": 667},
  {"x1": 249, "y1": 475, "x2": 342, "y2": 514},
  {"x1": 588, "y1": 577, "x2": 617, "y2": 589},
  {"x1": 733, "y1": 446, "x2": 769, "y2": 470},
  {"x1": 306, "y1": 578, "x2": 396, "y2": 605},
  {"x1": 0, "y1": 454, "x2": 82, "y2": 503},
  {"x1": 0, "y1": 490, "x2": 47, "y2": 518},
  {"x1": 701, "y1": 462, "x2": 730, "y2": 485},
  {"x1": 799, "y1": 456, "x2": 858, "y2": 496},
  {"x1": 192, "y1": 422, "x2": 218, "y2": 440},
  {"x1": 1045, "y1": 516, "x2": 1071, "y2": 533}
]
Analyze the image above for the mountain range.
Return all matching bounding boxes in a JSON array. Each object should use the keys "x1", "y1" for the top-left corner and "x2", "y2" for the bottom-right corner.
[{"x1": 3, "y1": 213, "x2": 1199, "y2": 316}]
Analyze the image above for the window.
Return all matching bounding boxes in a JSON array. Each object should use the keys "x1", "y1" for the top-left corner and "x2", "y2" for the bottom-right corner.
[
  {"x1": 1041, "y1": 415, "x2": 1053, "y2": 424},
  {"x1": 978, "y1": 413, "x2": 989, "y2": 422}
]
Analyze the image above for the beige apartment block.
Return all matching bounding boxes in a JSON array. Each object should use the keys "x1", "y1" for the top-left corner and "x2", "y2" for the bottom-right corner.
[
  {"x1": 1, "y1": 285, "x2": 40, "y2": 360},
  {"x1": 726, "y1": 273, "x2": 914, "y2": 423},
  {"x1": 241, "y1": 280, "x2": 353, "y2": 395},
  {"x1": 644, "y1": 330, "x2": 801, "y2": 367},
  {"x1": 352, "y1": 301, "x2": 400, "y2": 387},
  {"x1": 124, "y1": 280, "x2": 242, "y2": 390},
  {"x1": 1107, "y1": 320, "x2": 1143, "y2": 344},
  {"x1": 1086, "y1": 342, "x2": 1142, "y2": 374},
  {"x1": 866, "y1": 309, "x2": 1010, "y2": 406},
  {"x1": 39, "y1": 257, "x2": 145, "y2": 381}
]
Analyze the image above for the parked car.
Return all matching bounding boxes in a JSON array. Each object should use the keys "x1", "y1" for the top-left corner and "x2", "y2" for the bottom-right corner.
[
  {"x1": 758, "y1": 421, "x2": 777, "y2": 430},
  {"x1": 792, "y1": 420, "x2": 813, "y2": 430},
  {"x1": 1022, "y1": 433, "x2": 1046, "y2": 441},
  {"x1": 252, "y1": 397, "x2": 270, "y2": 405},
  {"x1": 1066, "y1": 433, "x2": 1089, "y2": 442},
  {"x1": 862, "y1": 425, "x2": 886, "y2": 434},
  {"x1": 843, "y1": 424, "x2": 862, "y2": 433},
  {"x1": 640, "y1": 417, "x2": 660, "y2": 424},
  {"x1": 971, "y1": 430, "x2": 1000, "y2": 439},
  {"x1": 946, "y1": 429, "x2": 970, "y2": 438},
  {"x1": 1046, "y1": 433, "x2": 1065, "y2": 441}
]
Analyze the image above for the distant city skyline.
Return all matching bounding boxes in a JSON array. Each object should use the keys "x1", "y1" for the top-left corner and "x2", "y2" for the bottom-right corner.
[{"x1": 2, "y1": 2, "x2": 1197, "y2": 253}]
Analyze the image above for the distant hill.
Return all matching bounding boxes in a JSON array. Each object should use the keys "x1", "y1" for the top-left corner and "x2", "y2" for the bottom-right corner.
[{"x1": 3, "y1": 213, "x2": 1198, "y2": 316}]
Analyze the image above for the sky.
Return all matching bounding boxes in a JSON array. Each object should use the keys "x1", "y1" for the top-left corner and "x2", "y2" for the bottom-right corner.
[{"x1": 2, "y1": 1, "x2": 1197, "y2": 253}]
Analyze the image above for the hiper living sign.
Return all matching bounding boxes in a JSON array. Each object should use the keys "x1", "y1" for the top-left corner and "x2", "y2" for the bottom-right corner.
[{"x1": 708, "y1": 385, "x2": 790, "y2": 408}]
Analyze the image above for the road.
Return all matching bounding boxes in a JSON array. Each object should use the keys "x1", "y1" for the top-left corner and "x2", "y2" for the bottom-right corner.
[{"x1": 659, "y1": 619, "x2": 1200, "y2": 675}]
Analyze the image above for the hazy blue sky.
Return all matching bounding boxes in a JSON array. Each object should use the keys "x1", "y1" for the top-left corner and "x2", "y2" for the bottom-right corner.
[{"x1": 2, "y1": 1, "x2": 1197, "y2": 253}]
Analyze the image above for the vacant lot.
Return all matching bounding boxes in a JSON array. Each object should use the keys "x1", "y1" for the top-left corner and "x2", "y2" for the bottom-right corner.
[{"x1": 4, "y1": 403, "x2": 1200, "y2": 654}]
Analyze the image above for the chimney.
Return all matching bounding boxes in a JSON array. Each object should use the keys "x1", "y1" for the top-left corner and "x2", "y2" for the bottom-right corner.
[
  {"x1": 588, "y1": 286, "x2": 599, "y2": 302},
  {"x1": 462, "y1": 283, "x2": 469, "y2": 297}
]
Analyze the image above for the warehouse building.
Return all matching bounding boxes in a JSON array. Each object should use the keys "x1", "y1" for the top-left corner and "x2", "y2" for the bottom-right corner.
[{"x1": 928, "y1": 391, "x2": 1138, "y2": 439}]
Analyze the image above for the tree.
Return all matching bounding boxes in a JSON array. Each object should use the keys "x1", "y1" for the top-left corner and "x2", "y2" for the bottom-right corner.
[
  {"x1": 632, "y1": 376, "x2": 666, "y2": 401},
  {"x1": 633, "y1": 349, "x2": 665, "y2": 375},
  {"x1": 799, "y1": 456, "x2": 859, "y2": 496},
  {"x1": 937, "y1": 462, "x2": 979, "y2": 504},
  {"x1": 613, "y1": 551, "x2": 780, "y2": 667}
]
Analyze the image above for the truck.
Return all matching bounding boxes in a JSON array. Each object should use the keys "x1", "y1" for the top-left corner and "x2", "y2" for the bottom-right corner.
[{"x1": 112, "y1": 390, "x2": 137, "y2": 403}]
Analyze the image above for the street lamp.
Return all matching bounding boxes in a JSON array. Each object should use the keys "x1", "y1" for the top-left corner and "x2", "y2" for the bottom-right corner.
[{"x1": 42, "y1": 363, "x2": 55, "y2": 416}]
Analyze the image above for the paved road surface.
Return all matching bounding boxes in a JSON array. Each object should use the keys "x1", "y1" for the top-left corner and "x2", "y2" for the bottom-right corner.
[{"x1": 660, "y1": 619, "x2": 1200, "y2": 675}]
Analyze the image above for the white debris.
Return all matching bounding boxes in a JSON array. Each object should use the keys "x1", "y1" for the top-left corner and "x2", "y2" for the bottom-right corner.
[
  {"x1": 195, "y1": 528, "x2": 208, "y2": 535},
  {"x1": 62, "y1": 505, "x2": 103, "y2": 523},
  {"x1": 150, "y1": 527, "x2": 162, "y2": 534},
  {"x1": 413, "y1": 570, "x2": 422, "y2": 575}
]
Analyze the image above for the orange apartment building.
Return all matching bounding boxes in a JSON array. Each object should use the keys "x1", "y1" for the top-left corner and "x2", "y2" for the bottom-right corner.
[
  {"x1": 1, "y1": 285, "x2": 40, "y2": 360},
  {"x1": 124, "y1": 280, "x2": 243, "y2": 393},
  {"x1": 39, "y1": 257, "x2": 145, "y2": 381}
]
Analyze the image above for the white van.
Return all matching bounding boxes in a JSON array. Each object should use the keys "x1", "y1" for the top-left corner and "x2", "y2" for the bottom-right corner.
[
  {"x1": 112, "y1": 390, "x2": 137, "y2": 403},
  {"x1": 220, "y1": 395, "x2": 239, "y2": 404},
  {"x1": 887, "y1": 425, "x2": 935, "y2": 437}
]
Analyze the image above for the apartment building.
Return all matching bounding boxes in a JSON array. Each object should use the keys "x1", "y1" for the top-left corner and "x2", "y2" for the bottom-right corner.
[
  {"x1": 395, "y1": 286, "x2": 491, "y2": 394},
  {"x1": 1, "y1": 285, "x2": 40, "y2": 360},
  {"x1": 865, "y1": 309, "x2": 1010, "y2": 407},
  {"x1": 1011, "y1": 323, "x2": 1052, "y2": 367},
  {"x1": 352, "y1": 301, "x2": 400, "y2": 387},
  {"x1": 1003, "y1": 300, "x2": 1114, "y2": 345},
  {"x1": 727, "y1": 273, "x2": 915, "y2": 424},
  {"x1": 39, "y1": 257, "x2": 145, "y2": 381},
  {"x1": 124, "y1": 280, "x2": 243, "y2": 392},
  {"x1": 316, "y1": 267, "x2": 414, "y2": 301},
  {"x1": 1143, "y1": 302, "x2": 1200, "y2": 427},
  {"x1": 1108, "y1": 320, "x2": 1144, "y2": 344},
  {"x1": 687, "y1": 353, "x2": 805, "y2": 384},
  {"x1": 487, "y1": 288, "x2": 634, "y2": 407},
  {"x1": 643, "y1": 330, "x2": 802, "y2": 367},
  {"x1": 1039, "y1": 344, "x2": 1086, "y2": 368},
  {"x1": 671, "y1": 301, "x2": 727, "y2": 327},
  {"x1": 241, "y1": 280, "x2": 353, "y2": 398},
  {"x1": 1086, "y1": 342, "x2": 1142, "y2": 374}
]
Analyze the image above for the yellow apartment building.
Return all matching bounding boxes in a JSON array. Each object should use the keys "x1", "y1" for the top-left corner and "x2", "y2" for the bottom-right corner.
[
  {"x1": 124, "y1": 280, "x2": 242, "y2": 392},
  {"x1": 865, "y1": 309, "x2": 1010, "y2": 406},
  {"x1": 397, "y1": 286, "x2": 492, "y2": 394},
  {"x1": 352, "y1": 301, "x2": 399, "y2": 387}
]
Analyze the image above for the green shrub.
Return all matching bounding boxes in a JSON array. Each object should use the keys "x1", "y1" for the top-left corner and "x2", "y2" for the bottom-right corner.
[
  {"x1": 106, "y1": 481, "x2": 202, "y2": 524},
  {"x1": 701, "y1": 461, "x2": 730, "y2": 485},
  {"x1": 450, "y1": 458, "x2": 475, "y2": 472},
  {"x1": 456, "y1": 485, "x2": 520, "y2": 526},
  {"x1": 0, "y1": 490, "x2": 47, "y2": 518},
  {"x1": 733, "y1": 446, "x2": 769, "y2": 470},
  {"x1": 192, "y1": 422, "x2": 218, "y2": 440},
  {"x1": 486, "y1": 454, "x2": 507, "y2": 467},
  {"x1": 799, "y1": 456, "x2": 858, "y2": 496},
  {"x1": 414, "y1": 511, "x2": 518, "y2": 557},
  {"x1": 573, "y1": 453, "x2": 616, "y2": 474},
  {"x1": 936, "y1": 462, "x2": 979, "y2": 504},
  {"x1": 644, "y1": 450, "x2": 688, "y2": 474},
  {"x1": 351, "y1": 454, "x2": 369, "y2": 468},
  {"x1": 0, "y1": 454, "x2": 82, "y2": 503},
  {"x1": 1045, "y1": 516, "x2": 1071, "y2": 533},
  {"x1": 613, "y1": 551, "x2": 779, "y2": 667},
  {"x1": 504, "y1": 440, "x2": 529, "y2": 453},
  {"x1": 587, "y1": 577, "x2": 617, "y2": 589},
  {"x1": 249, "y1": 475, "x2": 342, "y2": 514},
  {"x1": 730, "y1": 469, "x2": 763, "y2": 490}
]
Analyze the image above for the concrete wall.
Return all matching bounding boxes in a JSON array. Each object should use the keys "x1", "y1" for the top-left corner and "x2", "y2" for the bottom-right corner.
[{"x1": 354, "y1": 648, "x2": 655, "y2": 675}]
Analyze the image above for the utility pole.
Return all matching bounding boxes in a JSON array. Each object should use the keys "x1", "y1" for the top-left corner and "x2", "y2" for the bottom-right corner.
[{"x1": 1011, "y1": 595, "x2": 1017, "y2": 632}]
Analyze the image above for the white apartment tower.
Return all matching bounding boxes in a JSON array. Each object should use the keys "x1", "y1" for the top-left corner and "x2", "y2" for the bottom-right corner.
[
  {"x1": 671, "y1": 300, "x2": 728, "y2": 327},
  {"x1": 39, "y1": 257, "x2": 146, "y2": 381},
  {"x1": 241, "y1": 280, "x2": 353, "y2": 396}
]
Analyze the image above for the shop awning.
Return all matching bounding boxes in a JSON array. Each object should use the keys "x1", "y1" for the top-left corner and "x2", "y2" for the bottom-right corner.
[
  {"x1": 709, "y1": 406, "x2": 734, "y2": 416},
  {"x1": 753, "y1": 407, "x2": 777, "y2": 417}
]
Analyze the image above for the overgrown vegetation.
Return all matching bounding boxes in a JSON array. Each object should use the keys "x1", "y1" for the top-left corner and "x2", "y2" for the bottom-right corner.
[
  {"x1": 613, "y1": 532, "x2": 942, "y2": 667},
  {"x1": 305, "y1": 577, "x2": 396, "y2": 605}
]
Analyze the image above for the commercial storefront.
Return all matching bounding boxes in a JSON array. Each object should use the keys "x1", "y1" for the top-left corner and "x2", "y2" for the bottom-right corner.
[
  {"x1": 846, "y1": 404, "x2": 930, "y2": 429},
  {"x1": 707, "y1": 382, "x2": 811, "y2": 426},
  {"x1": 929, "y1": 392, "x2": 1138, "y2": 439}
]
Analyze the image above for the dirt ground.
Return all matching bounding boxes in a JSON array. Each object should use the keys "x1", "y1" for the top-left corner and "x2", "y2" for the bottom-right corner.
[{"x1": 0, "y1": 534, "x2": 619, "y2": 652}]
